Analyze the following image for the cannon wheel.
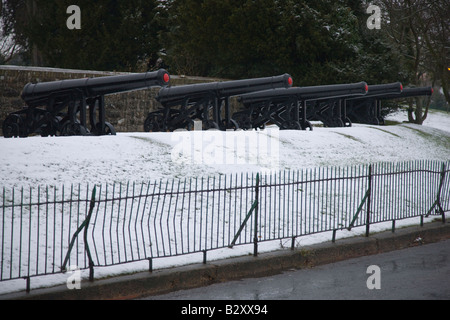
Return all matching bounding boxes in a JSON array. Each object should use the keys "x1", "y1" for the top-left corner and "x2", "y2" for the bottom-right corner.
[
  {"x1": 232, "y1": 112, "x2": 252, "y2": 130},
  {"x1": 144, "y1": 112, "x2": 164, "y2": 132},
  {"x1": 344, "y1": 117, "x2": 352, "y2": 127},
  {"x1": 104, "y1": 122, "x2": 116, "y2": 135},
  {"x1": 60, "y1": 121, "x2": 89, "y2": 136},
  {"x1": 40, "y1": 115, "x2": 61, "y2": 137},
  {"x1": 281, "y1": 120, "x2": 301, "y2": 130},
  {"x1": 220, "y1": 119, "x2": 239, "y2": 131},
  {"x1": 324, "y1": 118, "x2": 344, "y2": 128},
  {"x1": 301, "y1": 120, "x2": 313, "y2": 131},
  {"x1": 94, "y1": 121, "x2": 116, "y2": 135},
  {"x1": 2, "y1": 114, "x2": 28, "y2": 138},
  {"x1": 203, "y1": 120, "x2": 219, "y2": 130}
]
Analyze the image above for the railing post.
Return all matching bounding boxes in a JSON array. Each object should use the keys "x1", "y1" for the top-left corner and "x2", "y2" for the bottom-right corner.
[
  {"x1": 365, "y1": 165, "x2": 373, "y2": 237},
  {"x1": 426, "y1": 162, "x2": 447, "y2": 223},
  {"x1": 253, "y1": 174, "x2": 260, "y2": 257},
  {"x1": 229, "y1": 174, "x2": 260, "y2": 250},
  {"x1": 203, "y1": 250, "x2": 207, "y2": 264},
  {"x1": 25, "y1": 276, "x2": 30, "y2": 293},
  {"x1": 84, "y1": 186, "x2": 96, "y2": 282},
  {"x1": 148, "y1": 258, "x2": 153, "y2": 273},
  {"x1": 438, "y1": 163, "x2": 447, "y2": 224},
  {"x1": 61, "y1": 186, "x2": 96, "y2": 281},
  {"x1": 348, "y1": 165, "x2": 372, "y2": 232}
]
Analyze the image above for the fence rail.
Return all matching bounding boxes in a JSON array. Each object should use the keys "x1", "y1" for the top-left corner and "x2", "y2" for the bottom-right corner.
[{"x1": 1, "y1": 160, "x2": 449, "y2": 291}]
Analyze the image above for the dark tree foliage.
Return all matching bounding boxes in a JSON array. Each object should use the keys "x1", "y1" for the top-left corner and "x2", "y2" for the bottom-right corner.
[
  {"x1": 2, "y1": 0, "x2": 165, "y2": 71},
  {"x1": 161, "y1": 0, "x2": 401, "y2": 86},
  {"x1": 2, "y1": 0, "x2": 403, "y2": 85}
]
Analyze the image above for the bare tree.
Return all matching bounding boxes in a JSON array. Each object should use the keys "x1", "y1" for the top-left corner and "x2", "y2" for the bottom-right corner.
[
  {"x1": 378, "y1": 0, "x2": 449, "y2": 124},
  {"x1": 418, "y1": 1, "x2": 450, "y2": 105}
]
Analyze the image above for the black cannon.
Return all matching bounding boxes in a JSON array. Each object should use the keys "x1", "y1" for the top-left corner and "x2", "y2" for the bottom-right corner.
[
  {"x1": 2, "y1": 69, "x2": 170, "y2": 138},
  {"x1": 144, "y1": 74, "x2": 293, "y2": 132},
  {"x1": 344, "y1": 82, "x2": 403, "y2": 125},
  {"x1": 233, "y1": 82, "x2": 368, "y2": 130},
  {"x1": 380, "y1": 86, "x2": 433, "y2": 100},
  {"x1": 374, "y1": 86, "x2": 434, "y2": 123}
]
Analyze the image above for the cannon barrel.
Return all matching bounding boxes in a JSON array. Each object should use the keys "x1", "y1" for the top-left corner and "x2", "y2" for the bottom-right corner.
[
  {"x1": 379, "y1": 87, "x2": 433, "y2": 100},
  {"x1": 156, "y1": 73, "x2": 293, "y2": 105},
  {"x1": 238, "y1": 82, "x2": 368, "y2": 104},
  {"x1": 21, "y1": 69, "x2": 170, "y2": 106},
  {"x1": 346, "y1": 82, "x2": 403, "y2": 101}
]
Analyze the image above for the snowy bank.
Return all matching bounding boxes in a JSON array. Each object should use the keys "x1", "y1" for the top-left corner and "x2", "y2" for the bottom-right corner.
[{"x1": 0, "y1": 108, "x2": 449, "y2": 295}]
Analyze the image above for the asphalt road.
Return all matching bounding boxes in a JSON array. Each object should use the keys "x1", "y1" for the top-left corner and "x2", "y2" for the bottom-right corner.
[{"x1": 143, "y1": 239, "x2": 450, "y2": 300}]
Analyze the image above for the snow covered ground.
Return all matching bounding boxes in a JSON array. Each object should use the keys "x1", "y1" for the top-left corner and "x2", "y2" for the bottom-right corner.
[
  {"x1": 0, "y1": 108, "x2": 449, "y2": 295},
  {"x1": 1, "y1": 108, "x2": 449, "y2": 188}
]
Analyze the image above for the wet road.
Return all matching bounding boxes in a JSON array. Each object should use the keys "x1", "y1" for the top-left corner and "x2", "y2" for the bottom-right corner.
[{"x1": 143, "y1": 239, "x2": 450, "y2": 300}]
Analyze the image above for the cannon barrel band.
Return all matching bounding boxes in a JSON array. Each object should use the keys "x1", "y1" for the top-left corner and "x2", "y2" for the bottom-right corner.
[{"x1": 21, "y1": 69, "x2": 170, "y2": 106}]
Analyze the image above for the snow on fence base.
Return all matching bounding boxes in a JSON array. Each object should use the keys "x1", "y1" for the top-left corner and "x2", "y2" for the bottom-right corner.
[{"x1": 0, "y1": 160, "x2": 449, "y2": 291}]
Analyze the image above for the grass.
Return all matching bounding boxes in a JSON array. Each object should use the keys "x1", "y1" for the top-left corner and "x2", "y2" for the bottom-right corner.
[
  {"x1": 400, "y1": 124, "x2": 450, "y2": 151},
  {"x1": 383, "y1": 120, "x2": 402, "y2": 126},
  {"x1": 400, "y1": 124, "x2": 434, "y2": 139},
  {"x1": 333, "y1": 132, "x2": 364, "y2": 143},
  {"x1": 367, "y1": 126, "x2": 401, "y2": 138}
]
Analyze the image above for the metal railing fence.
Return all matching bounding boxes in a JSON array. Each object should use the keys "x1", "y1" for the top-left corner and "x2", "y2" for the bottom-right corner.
[{"x1": 1, "y1": 160, "x2": 449, "y2": 291}]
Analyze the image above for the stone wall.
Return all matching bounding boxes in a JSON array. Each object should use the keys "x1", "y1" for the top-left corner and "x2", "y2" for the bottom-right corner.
[{"x1": 0, "y1": 65, "x2": 223, "y2": 135}]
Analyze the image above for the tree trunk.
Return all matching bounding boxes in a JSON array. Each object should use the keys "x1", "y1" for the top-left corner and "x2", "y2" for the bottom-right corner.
[
  {"x1": 414, "y1": 99, "x2": 426, "y2": 124},
  {"x1": 407, "y1": 103, "x2": 415, "y2": 123},
  {"x1": 441, "y1": 68, "x2": 450, "y2": 106}
]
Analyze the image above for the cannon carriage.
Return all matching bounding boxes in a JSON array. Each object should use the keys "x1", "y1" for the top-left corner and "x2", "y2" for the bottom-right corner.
[
  {"x1": 308, "y1": 85, "x2": 434, "y2": 127},
  {"x1": 344, "y1": 82, "x2": 403, "y2": 125},
  {"x1": 2, "y1": 69, "x2": 170, "y2": 138},
  {"x1": 233, "y1": 82, "x2": 369, "y2": 130},
  {"x1": 144, "y1": 74, "x2": 293, "y2": 132},
  {"x1": 305, "y1": 98, "x2": 352, "y2": 128}
]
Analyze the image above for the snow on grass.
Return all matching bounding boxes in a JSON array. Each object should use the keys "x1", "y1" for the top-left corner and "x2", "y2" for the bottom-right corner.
[
  {"x1": 0, "y1": 108, "x2": 449, "y2": 295},
  {"x1": 1, "y1": 112, "x2": 449, "y2": 188}
]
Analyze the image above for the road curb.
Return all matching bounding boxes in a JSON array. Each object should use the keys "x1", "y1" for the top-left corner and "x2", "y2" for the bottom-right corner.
[{"x1": 3, "y1": 220, "x2": 450, "y2": 300}]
